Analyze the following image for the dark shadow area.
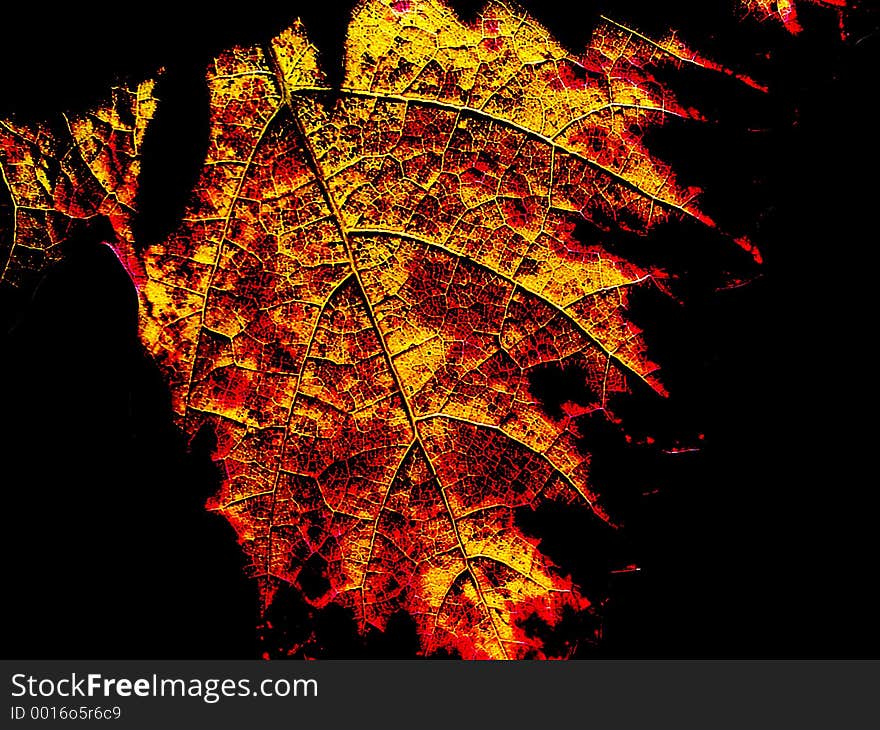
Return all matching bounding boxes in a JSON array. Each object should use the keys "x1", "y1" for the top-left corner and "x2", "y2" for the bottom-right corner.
[
  {"x1": 1, "y1": 227, "x2": 257, "y2": 658},
  {"x1": 260, "y1": 583, "x2": 422, "y2": 659}
]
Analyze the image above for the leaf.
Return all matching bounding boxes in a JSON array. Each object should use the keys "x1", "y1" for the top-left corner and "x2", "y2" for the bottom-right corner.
[
  {"x1": 740, "y1": 0, "x2": 848, "y2": 36},
  {"x1": 1, "y1": 0, "x2": 755, "y2": 658}
]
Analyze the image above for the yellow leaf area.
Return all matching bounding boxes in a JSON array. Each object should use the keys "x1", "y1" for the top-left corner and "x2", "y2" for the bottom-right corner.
[
  {"x1": 0, "y1": 0, "x2": 738, "y2": 658},
  {"x1": 741, "y1": 0, "x2": 847, "y2": 34}
]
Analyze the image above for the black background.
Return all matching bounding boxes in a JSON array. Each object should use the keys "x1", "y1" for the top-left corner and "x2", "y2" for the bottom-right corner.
[{"x1": 1, "y1": 1, "x2": 877, "y2": 658}]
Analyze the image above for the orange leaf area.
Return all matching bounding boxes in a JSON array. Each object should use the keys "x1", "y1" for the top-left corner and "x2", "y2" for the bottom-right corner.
[{"x1": 1, "y1": 0, "x2": 752, "y2": 658}]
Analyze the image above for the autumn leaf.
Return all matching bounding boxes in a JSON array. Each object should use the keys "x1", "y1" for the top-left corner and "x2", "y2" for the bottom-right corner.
[
  {"x1": 1, "y1": 0, "x2": 756, "y2": 658},
  {"x1": 740, "y1": 0, "x2": 848, "y2": 35}
]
